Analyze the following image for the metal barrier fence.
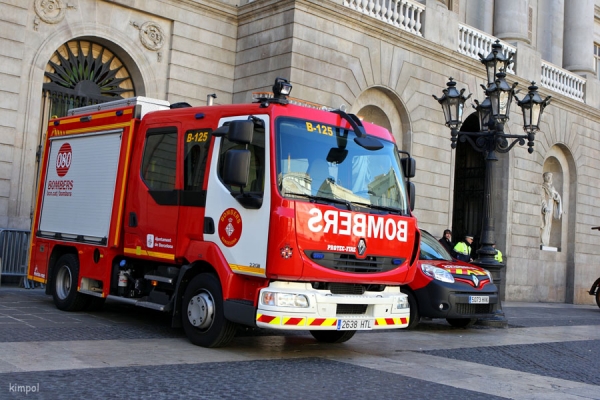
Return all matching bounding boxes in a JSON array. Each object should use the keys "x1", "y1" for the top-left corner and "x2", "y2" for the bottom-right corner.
[{"x1": 0, "y1": 229, "x2": 33, "y2": 288}]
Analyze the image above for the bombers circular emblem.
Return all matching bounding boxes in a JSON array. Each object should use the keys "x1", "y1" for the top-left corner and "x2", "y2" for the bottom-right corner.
[
  {"x1": 218, "y1": 208, "x2": 242, "y2": 247},
  {"x1": 56, "y1": 143, "x2": 72, "y2": 177}
]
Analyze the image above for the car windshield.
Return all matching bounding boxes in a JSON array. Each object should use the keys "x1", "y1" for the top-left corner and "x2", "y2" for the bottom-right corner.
[
  {"x1": 275, "y1": 117, "x2": 410, "y2": 214},
  {"x1": 420, "y1": 230, "x2": 453, "y2": 261}
]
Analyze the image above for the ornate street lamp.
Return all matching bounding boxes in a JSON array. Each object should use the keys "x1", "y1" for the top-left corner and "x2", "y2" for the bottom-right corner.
[{"x1": 433, "y1": 42, "x2": 551, "y2": 325}]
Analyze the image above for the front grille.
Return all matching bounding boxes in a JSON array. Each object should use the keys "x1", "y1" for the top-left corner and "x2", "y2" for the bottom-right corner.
[
  {"x1": 311, "y1": 282, "x2": 386, "y2": 294},
  {"x1": 455, "y1": 303, "x2": 493, "y2": 315},
  {"x1": 336, "y1": 304, "x2": 368, "y2": 315},
  {"x1": 306, "y1": 251, "x2": 404, "y2": 273},
  {"x1": 329, "y1": 283, "x2": 366, "y2": 295}
]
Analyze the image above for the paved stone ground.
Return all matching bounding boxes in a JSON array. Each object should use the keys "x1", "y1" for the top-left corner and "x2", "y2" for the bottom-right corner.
[
  {"x1": 1, "y1": 358, "x2": 507, "y2": 400},
  {"x1": 0, "y1": 286, "x2": 599, "y2": 399}
]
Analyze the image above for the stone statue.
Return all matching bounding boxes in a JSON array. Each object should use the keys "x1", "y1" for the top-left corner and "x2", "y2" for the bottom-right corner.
[{"x1": 540, "y1": 172, "x2": 562, "y2": 246}]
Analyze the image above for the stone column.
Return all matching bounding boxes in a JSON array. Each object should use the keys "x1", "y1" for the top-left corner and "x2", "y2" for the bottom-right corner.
[
  {"x1": 537, "y1": 0, "x2": 564, "y2": 66},
  {"x1": 465, "y1": 0, "x2": 494, "y2": 35},
  {"x1": 563, "y1": 0, "x2": 595, "y2": 74},
  {"x1": 493, "y1": 0, "x2": 530, "y2": 45}
]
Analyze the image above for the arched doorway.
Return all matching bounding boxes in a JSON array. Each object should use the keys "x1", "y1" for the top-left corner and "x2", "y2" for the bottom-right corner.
[{"x1": 452, "y1": 114, "x2": 485, "y2": 252}]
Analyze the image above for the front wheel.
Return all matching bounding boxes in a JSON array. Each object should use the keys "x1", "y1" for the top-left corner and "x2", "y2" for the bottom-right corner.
[
  {"x1": 310, "y1": 330, "x2": 356, "y2": 343},
  {"x1": 52, "y1": 254, "x2": 90, "y2": 311},
  {"x1": 596, "y1": 289, "x2": 600, "y2": 309},
  {"x1": 446, "y1": 318, "x2": 476, "y2": 328},
  {"x1": 181, "y1": 273, "x2": 237, "y2": 348}
]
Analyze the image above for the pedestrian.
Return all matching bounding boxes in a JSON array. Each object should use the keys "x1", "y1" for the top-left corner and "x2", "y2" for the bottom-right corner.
[
  {"x1": 438, "y1": 229, "x2": 455, "y2": 256},
  {"x1": 454, "y1": 234, "x2": 473, "y2": 263},
  {"x1": 493, "y1": 244, "x2": 503, "y2": 263}
]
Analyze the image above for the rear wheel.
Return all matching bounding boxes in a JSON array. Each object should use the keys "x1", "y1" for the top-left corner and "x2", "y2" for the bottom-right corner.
[
  {"x1": 446, "y1": 318, "x2": 476, "y2": 328},
  {"x1": 405, "y1": 291, "x2": 420, "y2": 329},
  {"x1": 52, "y1": 254, "x2": 90, "y2": 311},
  {"x1": 595, "y1": 289, "x2": 600, "y2": 309},
  {"x1": 181, "y1": 273, "x2": 237, "y2": 348},
  {"x1": 309, "y1": 330, "x2": 356, "y2": 343}
]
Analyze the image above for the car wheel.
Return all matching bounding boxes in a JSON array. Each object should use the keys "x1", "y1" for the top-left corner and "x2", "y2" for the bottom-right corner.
[
  {"x1": 596, "y1": 289, "x2": 600, "y2": 309},
  {"x1": 446, "y1": 318, "x2": 476, "y2": 328},
  {"x1": 309, "y1": 330, "x2": 356, "y2": 343},
  {"x1": 52, "y1": 254, "x2": 90, "y2": 311},
  {"x1": 405, "y1": 291, "x2": 420, "y2": 329},
  {"x1": 181, "y1": 273, "x2": 237, "y2": 348}
]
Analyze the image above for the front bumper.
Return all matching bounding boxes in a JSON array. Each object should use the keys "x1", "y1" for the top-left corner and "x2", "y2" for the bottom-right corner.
[
  {"x1": 256, "y1": 281, "x2": 409, "y2": 330},
  {"x1": 414, "y1": 281, "x2": 499, "y2": 319}
]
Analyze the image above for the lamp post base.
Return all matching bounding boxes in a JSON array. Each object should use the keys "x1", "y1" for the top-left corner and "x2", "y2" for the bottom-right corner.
[{"x1": 472, "y1": 260, "x2": 508, "y2": 328}]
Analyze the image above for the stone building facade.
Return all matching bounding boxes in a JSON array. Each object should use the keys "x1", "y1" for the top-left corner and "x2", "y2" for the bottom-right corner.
[{"x1": 1, "y1": 0, "x2": 600, "y2": 304}]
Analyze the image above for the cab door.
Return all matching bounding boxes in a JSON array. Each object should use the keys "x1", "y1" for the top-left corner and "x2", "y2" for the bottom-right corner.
[
  {"x1": 204, "y1": 116, "x2": 271, "y2": 278},
  {"x1": 123, "y1": 124, "x2": 180, "y2": 261}
]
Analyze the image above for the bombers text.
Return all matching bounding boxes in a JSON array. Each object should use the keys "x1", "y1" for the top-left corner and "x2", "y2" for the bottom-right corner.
[{"x1": 307, "y1": 208, "x2": 408, "y2": 241}]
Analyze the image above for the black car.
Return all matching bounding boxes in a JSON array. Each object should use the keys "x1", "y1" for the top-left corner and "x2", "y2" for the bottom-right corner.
[{"x1": 402, "y1": 230, "x2": 500, "y2": 328}]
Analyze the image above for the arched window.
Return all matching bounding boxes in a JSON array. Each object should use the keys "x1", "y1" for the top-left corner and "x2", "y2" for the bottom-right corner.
[{"x1": 42, "y1": 40, "x2": 135, "y2": 119}]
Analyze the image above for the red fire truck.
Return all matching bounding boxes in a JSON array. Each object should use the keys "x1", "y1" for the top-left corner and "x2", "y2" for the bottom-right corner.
[{"x1": 28, "y1": 78, "x2": 420, "y2": 347}]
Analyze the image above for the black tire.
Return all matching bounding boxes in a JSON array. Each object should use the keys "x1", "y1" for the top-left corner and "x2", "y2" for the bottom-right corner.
[
  {"x1": 405, "y1": 291, "x2": 420, "y2": 329},
  {"x1": 595, "y1": 289, "x2": 600, "y2": 309},
  {"x1": 446, "y1": 318, "x2": 476, "y2": 328},
  {"x1": 52, "y1": 254, "x2": 90, "y2": 311},
  {"x1": 181, "y1": 273, "x2": 237, "y2": 348},
  {"x1": 309, "y1": 330, "x2": 356, "y2": 343}
]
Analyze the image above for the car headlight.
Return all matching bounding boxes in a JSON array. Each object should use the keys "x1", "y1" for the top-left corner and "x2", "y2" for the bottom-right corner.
[
  {"x1": 483, "y1": 269, "x2": 493, "y2": 283},
  {"x1": 420, "y1": 264, "x2": 455, "y2": 283},
  {"x1": 261, "y1": 291, "x2": 309, "y2": 308}
]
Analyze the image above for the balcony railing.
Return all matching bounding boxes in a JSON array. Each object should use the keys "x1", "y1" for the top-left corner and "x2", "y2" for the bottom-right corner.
[
  {"x1": 540, "y1": 61, "x2": 585, "y2": 102},
  {"x1": 341, "y1": 2, "x2": 586, "y2": 104},
  {"x1": 343, "y1": 0, "x2": 424, "y2": 37},
  {"x1": 458, "y1": 24, "x2": 515, "y2": 75}
]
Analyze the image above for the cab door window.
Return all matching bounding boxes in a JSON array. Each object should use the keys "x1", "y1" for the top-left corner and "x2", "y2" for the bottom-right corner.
[{"x1": 182, "y1": 128, "x2": 212, "y2": 206}]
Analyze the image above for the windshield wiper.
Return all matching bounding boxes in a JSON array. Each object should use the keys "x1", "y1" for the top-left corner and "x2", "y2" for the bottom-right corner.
[
  {"x1": 285, "y1": 192, "x2": 351, "y2": 210},
  {"x1": 350, "y1": 201, "x2": 402, "y2": 214}
]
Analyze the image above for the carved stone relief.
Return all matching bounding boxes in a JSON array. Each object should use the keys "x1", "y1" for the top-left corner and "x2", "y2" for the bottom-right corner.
[
  {"x1": 34, "y1": 0, "x2": 67, "y2": 24},
  {"x1": 138, "y1": 21, "x2": 165, "y2": 51}
]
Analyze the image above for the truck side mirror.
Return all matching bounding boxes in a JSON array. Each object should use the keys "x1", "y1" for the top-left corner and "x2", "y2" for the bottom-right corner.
[
  {"x1": 407, "y1": 181, "x2": 415, "y2": 211},
  {"x1": 223, "y1": 149, "x2": 250, "y2": 187},
  {"x1": 228, "y1": 121, "x2": 254, "y2": 144},
  {"x1": 401, "y1": 157, "x2": 416, "y2": 178}
]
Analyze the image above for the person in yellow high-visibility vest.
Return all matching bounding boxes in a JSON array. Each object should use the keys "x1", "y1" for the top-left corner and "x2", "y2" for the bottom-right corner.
[
  {"x1": 493, "y1": 244, "x2": 503, "y2": 263},
  {"x1": 454, "y1": 234, "x2": 473, "y2": 262}
]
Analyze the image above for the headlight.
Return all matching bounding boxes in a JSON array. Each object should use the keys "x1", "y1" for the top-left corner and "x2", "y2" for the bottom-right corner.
[
  {"x1": 483, "y1": 269, "x2": 493, "y2": 283},
  {"x1": 261, "y1": 291, "x2": 309, "y2": 308},
  {"x1": 420, "y1": 264, "x2": 455, "y2": 283}
]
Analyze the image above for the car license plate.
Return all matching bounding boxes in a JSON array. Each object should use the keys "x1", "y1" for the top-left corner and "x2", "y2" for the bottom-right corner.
[
  {"x1": 469, "y1": 296, "x2": 489, "y2": 304},
  {"x1": 336, "y1": 319, "x2": 373, "y2": 330}
]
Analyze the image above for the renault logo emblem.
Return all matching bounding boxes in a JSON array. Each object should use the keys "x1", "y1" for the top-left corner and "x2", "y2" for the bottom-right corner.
[
  {"x1": 472, "y1": 275, "x2": 479, "y2": 287},
  {"x1": 357, "y1": 238, "x2": 367, "y2": 256}
]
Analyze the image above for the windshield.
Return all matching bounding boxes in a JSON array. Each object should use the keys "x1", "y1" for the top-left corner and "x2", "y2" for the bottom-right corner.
[
  {"x1": 420, "y1": 230, "x2": 453, "y2": 261},
  {"x1": 275, "y1": 117, "x2": 410, "y2": 214}
]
